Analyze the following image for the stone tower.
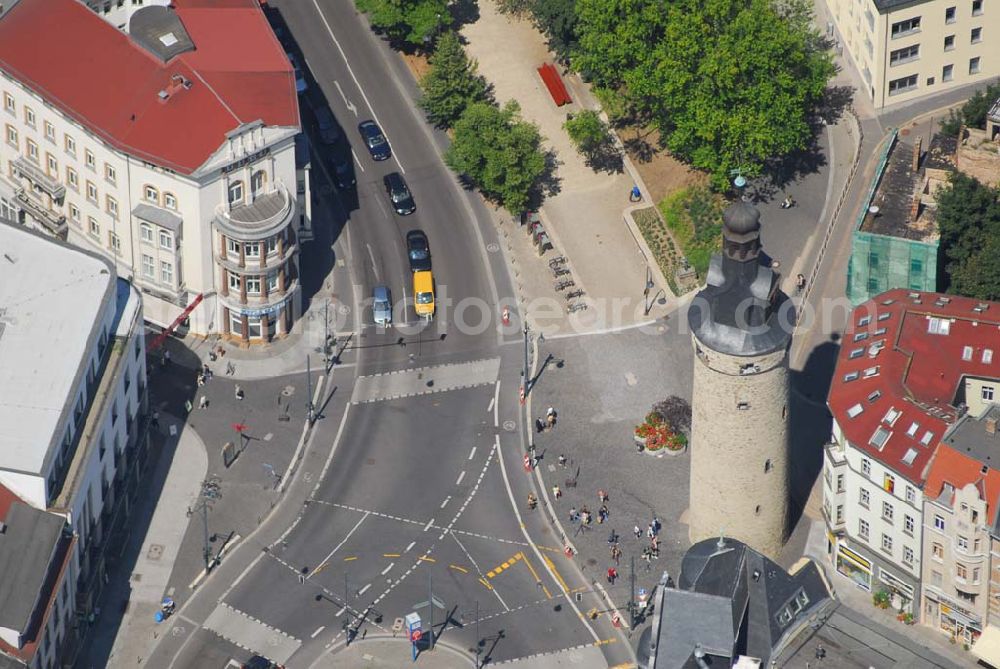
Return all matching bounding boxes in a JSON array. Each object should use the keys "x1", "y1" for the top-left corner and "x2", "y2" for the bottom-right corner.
[{"x1": 686, "y1": 199, "x2": 793, "y2": 559}]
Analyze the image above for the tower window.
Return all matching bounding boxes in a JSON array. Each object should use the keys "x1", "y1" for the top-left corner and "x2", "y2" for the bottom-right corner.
[
  {"x1": 737, "y1": 402, "x2": 751, "y2": 411},
  {"x1": 765, "y1": 459, "x2": 773, "y2": 473},
  {"x1": 755, "y1": 505, "x2": 761, "y2": 515}
]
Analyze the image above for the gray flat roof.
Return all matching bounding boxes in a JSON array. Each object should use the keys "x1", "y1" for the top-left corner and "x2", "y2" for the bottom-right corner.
[
  {"x1": 0, "y1": 221, "x2": 112, "y2": 475},
  {"x1": 656, "y1": 589, "x2": 734, "y2": 668},
  {"x1": 132, "y1": 203, "x2": 183, "y2": 236},
  {"x1": 0, "y1": 502, "x2": 65, "y2": 631},
  {"x1": 943, "y1": 404, "x2": 1000, "y2": 467}
]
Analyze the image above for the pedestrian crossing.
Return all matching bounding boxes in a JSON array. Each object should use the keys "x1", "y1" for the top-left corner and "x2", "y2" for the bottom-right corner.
[
  {"x1": 350, "y1": 357, "x2": 500, "y2": 403},
  {"x1": 203, "y1": 603, "x2": 301, "y2": 664}
]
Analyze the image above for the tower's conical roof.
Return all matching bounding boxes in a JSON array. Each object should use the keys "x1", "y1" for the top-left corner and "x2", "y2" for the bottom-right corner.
[{"x1": 723, "y1": 201, "x2": 760, "y2": 236}]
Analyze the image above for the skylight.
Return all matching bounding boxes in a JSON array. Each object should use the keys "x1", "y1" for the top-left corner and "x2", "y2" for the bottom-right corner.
[
  {"x1": 878, "y1": 312, "x2": 891, "y2": 321},
  {"x1": 902, "y1": 448, "x2": 919, "y2": 465},
  {"x1": 159, "y1": 32, "x2": 179, "y2": 47},
  {"x1": 847, "y1": 403, "x2": 864, "y2": 418},
  {"x1": 870, "y1": 427, "x2": 892, "y2": 450},
  {"x1": 906, "y1": 422, "x2": 919, "y2": 437},
  {"x1": 858, "y1": 315, "x2": 872, "y2": 326},
  {"x1": 985, "y1": 349, "x2": 994, "y2": 364},
  {"x1": 963, "y1": 346, "x2": 973, "y2": 361},
  {"x1": 927, "y1": 317, "x2": 950, "y2": 335},
  {"x1": 883, "y1": 407, "x2": 901, "y2": 426},
  {"x1": 849, "y1": 347, "x2": 864, "y2": 359},
  {"x1": 863, "y1": 366, "x2": 880, "y2": 378},
  {"x1": 854, "y1": 332, "x2": 869, "y2": 342},
  {"x1": 867, "y1": 390, "x2": 882, "y2": 403},
  {"x1": 921, "y1": 431, "x2": 934, "y2": 446},
  {"x1": 844, "y1": 371, "x2": 860, "y2": 382}
]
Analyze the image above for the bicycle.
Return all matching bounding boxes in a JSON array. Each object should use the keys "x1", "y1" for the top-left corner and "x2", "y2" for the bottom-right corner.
[
  {"x1": 552, "y1": 266, "x2": 571, "y2": 277},
  {"x1": 548, "y1": 256, "x2": 568, "y2": 268},
  {"x1": 565, "y1": 289, "x2": 585, "y2": 300},
  {"x1": 554, "y1": 279, "x2": 575, "y2": 291},
  {"x1": 567, "y1": 302, "x2": 588, "y2": 313}
]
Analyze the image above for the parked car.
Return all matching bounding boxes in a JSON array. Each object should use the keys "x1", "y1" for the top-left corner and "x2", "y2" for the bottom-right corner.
[
  {"x1": 315, "y1": 107, "x2": 340, "y2": 145},
  {"x1": 333, "y1": 154, "x2": 356, "y2": 189},
  {"x1": 383, "y1": 172, "x2": 415, "y2": 215},
  {"x1": 406, "y1": 230, "x2": 431, "y2": 272},
  {"x1": 286, "y1": 52, "x2": 307, "y2": 94},
  {"x1": 242, "y1": 656, "x2": 278, "y2": 669},
  {"x1": 413, "y1": 271, "x2": 435, "y2": 319},
  {"x1": 358, "y1": 120, "x2": 390, "y2": 161},
  {"x1": 372, "y1": 285, "x2": 392, "y2": 326}
]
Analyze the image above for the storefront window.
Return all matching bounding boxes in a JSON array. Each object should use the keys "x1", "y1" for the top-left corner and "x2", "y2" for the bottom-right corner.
[
  {"x1": 247, "y1": 315, "x2": 262, "y2": 339},
  {"x1": 229, "y1": 310, "x2": 242, "y2": 335}
]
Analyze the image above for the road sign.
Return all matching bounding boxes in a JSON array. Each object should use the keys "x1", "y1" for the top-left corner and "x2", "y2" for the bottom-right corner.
[{"x1": 410, "y1": 629, "x2": 422, "y2": 642}]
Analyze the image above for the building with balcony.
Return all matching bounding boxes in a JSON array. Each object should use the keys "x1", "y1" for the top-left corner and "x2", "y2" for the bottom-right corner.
[
  {"x1": 920, "y1": 438, "x2": 999, "y2": 647},
  {"x1": 822, "y1": 289, "x2": 1000, "y2": 616},
  {"x1": 824, "y1": 0, "x2": 1000, "y2": 109},
  {"x1": 0, "y1": 0, "x2": 307, "y2": 341},
  {"x1": 0, "y1": 219, "x2": 149, "y2": 665},
  {"x1": 0, "y1": 484, "x2": 76, "y2": 669}
]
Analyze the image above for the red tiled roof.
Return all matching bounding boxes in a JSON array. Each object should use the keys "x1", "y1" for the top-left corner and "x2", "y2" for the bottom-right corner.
[
  {"x1": 924, "y1": 444, "x2": 1000, "y2": 513},
  {"x1": 0, "y1": 0, "x2": 298, "y2": 175},
  {"x1": 828, "y1": 289, "x2": 1000, "y2": 484}
]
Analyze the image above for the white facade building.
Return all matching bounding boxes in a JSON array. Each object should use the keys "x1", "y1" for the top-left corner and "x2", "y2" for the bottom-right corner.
[
  {"x1": 0, "y1": 219, "x2": 149, "y2": 655},
  {"x1": 0, "y1": 0, "x2": 308, "y2": 341}
]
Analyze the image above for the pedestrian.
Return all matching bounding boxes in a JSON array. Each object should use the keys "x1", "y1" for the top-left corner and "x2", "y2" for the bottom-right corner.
[
  {"x1": 633, "y1": 525, "x2": 642, "y2": 540},
  {"x1": 546, "y1": 407, "x2": 556, "y2": 418},
  {"x1": 647, "y1": 523, "x2": 655, "y2": 539},
  {"x1": 199, "y1": 395, "x2": 208, "y2": 409},
  {"x1": 535, "y1": 418, "x2": 545, "y2": 433},
  {"x1": 600, "y1": 504, "x2": 609, "y2": 519},
  {"x1": 611, "y1": 544, "x2": 622, "y2": 565},
  {"x1": 558, "y1": 454, "x2": 567, "y2": 467},
  {"x1": 607, "y1": 567, "x2": 618, "y2": 584},
  {"x1": 652, "y1": 517, "x2": 662, "y2": 535},
  {"x1": 203, "y1": 363, "x2": 212, "y2": 380},
  {"x1": 197, "y1": 372, "x2": 205, "y2": 387},
  {"x1": 235, "y1": 385, "x2": 244, "y2": 401},
  {"x1": 164, "y1": 350, "x2": 172, "y2": 365},
  {"x1": 546, "y1": 413, "x2": 556, "y2": 429},
  {"x1": 607, "y1": 530, "x2": 617, "y2": 545},
  {"x1": 598, "y1": 489, "x2": 609, "y2": 503},
  {"x1": 569, "y1": 507, "x2": 578, "y2": 522},
  {"x1": 552, "y1": 484, "x2": 562, "y2": 499}
]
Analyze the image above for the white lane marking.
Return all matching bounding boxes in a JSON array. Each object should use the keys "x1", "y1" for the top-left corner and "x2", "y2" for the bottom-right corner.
[
  {"x1": 451, "y1": 532, "x2": 510, "y2": 612},
  {"x1": 405, "y1": 541, "x2": 416, "y2": 553},
  {"x1": 455, "y1": 470, "x2": 466, "y2": 486},
  {"x1": 310, "y1": 511, "x2": 370, "y2": 580},
  {"x1": 493, "y1": 379, "x2": 500, "y2": 428},
  {"x1": 311, "y1": 0, "x2": 406, "y2": 174},
  {"x1": 335, "y1": 607, "x2": 346, "y2": 617},
  {"x1": 311, "y1": 626, "x2": 326, "y2": 638},
  {"x1": 333, "y1": 80, "x2": 358, "y2": 116},
  {"x1": 487, "y1": 397, "x2": 495, "y2": 413},
  {"x1": 423, "y1": 518, "x2": 435, "y2": 532},
  {"x1": 381, "y1": 562, "x2": 395, "y2": 576},
  {"x1": 468, "y1": 446, "x2": 477, "y2": 461},
  {"x1": 351, "y1": 148, "x2": 365, "y2": 172},
  {"x1": 366, "y1": 243, "x2": 379, "y2": 281},
  {"x1": 357, "y1": 583, "x2": 371, "y2": 596},
  {"x1": 440, "y1": 496, "x2": 451, "y2": 509}
]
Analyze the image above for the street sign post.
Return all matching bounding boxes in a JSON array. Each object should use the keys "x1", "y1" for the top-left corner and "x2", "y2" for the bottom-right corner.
[{"x1": 405, "y1": 612, "x2": 422, "y2": 662}]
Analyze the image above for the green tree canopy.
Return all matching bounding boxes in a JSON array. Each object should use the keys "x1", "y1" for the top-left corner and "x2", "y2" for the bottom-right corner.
[
  {"x1": 940, "y1": 82, "x2": 1000, "y2": 135},
  {"x1": 355, "y1": 0, "x2": 452, "y2": 50},
  {"x1": 573, "y1": 0, "x2": 667, "y2": 91},
  {"x1": 935, "y1": 171, "x2": 1000, "y2": 299},
  {"x1": 529, "y1": 0, "x2": 579, "y2": 62},
  {"x1": 419, "y1": 31, "x2": 490, "y2": 129},
  {"x1": 445, "y1": 101, "x2": 547, "y2": 213}
]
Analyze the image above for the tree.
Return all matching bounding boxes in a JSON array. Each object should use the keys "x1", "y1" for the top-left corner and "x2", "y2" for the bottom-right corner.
[
  {"x1": 446, "y1": 101, "x2": 547, "y2": 213},
  {"x1": 935, "y1": 171, "x2": 1000, "y2": 299},
  {"x1": 573, "y1": 0, "x2": 668, "y2": 91},
  {"x1": 652, "y1": 396, "x2": 691, "y2": 435},
  {"x1": 940, "y1": 82, "x2": 1000, "y2": 134},
  {"x1": 642, "y1": 0, "x2": 834, "y2": 187},
  {"x1": 564, "y1": 110, "x2": 620, "y2": 171},
  {"x1": 529, "y1": 0, "x2": 579, "y2": 62},
  {"x1": 355, "y1": 0, "x2": 452, "y2": 50},
  {"x1": 419, "y1": 32, "x2": 490, "y2": 129}
]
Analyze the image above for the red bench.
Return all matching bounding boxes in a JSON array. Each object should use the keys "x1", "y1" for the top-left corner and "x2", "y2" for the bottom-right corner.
[{"x1": 537, "y1": 63, "x2": 571, "y2": 107}]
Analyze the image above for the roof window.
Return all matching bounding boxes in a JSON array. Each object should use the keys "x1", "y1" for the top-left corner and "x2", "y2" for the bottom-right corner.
[
  {"x1": 882, "y1": 299, "x2": 896, "y2": 306},
  {"x1": 844, "y1": 371, "x2": 860, "y2": 382},
  {"x1": 847, "y1": 403, "x2": 865, "y2": 418},
  {"x1": 920, "y1": 431, "x2": 934, "y2": 446},
  {"x1": 868, "y1": 341, "x2": 885, "y2": 357},
  {"x1": 908, "y1": 292, "x2": 921, "y2": 299},
  {"x1": 870, "y1": 426, "x2": 892, "y2": 450},
  {"x1": 963, "y1": 346, "x2": 974, "y2": 361},
  {"x1": 883, "y1": 407, "x2": 901, "y2": 426},
  {"x1": 849, "y1": 347, "x2": 864, "y2": 359},
  {"x1": 867, "y1": 390, "x2": 882, "y2": 403},
  {"x1": 878, "y1": 312, "x2": 891, "y2": 321},
  {"x1": 927, "y1": 317, "x2": 950, "y2": 335},
  {"x1": 874, "y1": 328, "x2": 887, "y2": 336},
  {"x1": 934, "y1": 297, "x2": 952, "y2": 307},
  {"x1": 854, "y1": 332, "x2": 869, "y2": 342},
  {"x1": 863, "y1": 366, "x2": 880, "y2": 378},
  {"x1": 906, "y1": 422, "x2": 919, "y2": 437},
  {"x1": 973, "y1": 303, "x2": 989, "y2": 313},
  {"x1": 159, "y1": 32, "x2": 179, "y2": 47},
  {"x1": 858, "y1": 315, "x2": 872, "y2": 326},
  {"x1": 902, "y1": 448, "x2": 919, "y2": 465},
  {"x1": 984, "y1": 349, "x2": 993, "y2": 364}
]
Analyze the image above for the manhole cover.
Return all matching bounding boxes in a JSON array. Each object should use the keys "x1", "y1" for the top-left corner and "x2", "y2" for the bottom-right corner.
[
  {"x1": 147, "y1": 544, "x2": 164, "y2": 561},
  {"x1": 366, "y1": 458, "x2": 376, "y2": 465},
  {"x1": 503, "y1": 420, "x2": 516, "y2": 432},
  {"x1": 281, "y1": 386, "x2": 295, "y2": 397},
  {"x1": 587, "y1": 558, "x2": 598, "y2": 566},
  {"x1": 263, "y1": 432, "x2": 274, "y2": 442},
  {"x1": 338, "y1": 305, "x2": 351, "y2": 315},
  {"x1": 486, "y1": 243, "x2": 500, "y2": 252}
]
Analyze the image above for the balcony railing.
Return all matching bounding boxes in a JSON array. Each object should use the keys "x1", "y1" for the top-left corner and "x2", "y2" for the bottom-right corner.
[
  {"x1": 14, "y1": 186, "x2": 67, "y2": 236},
  {"x1": 12, "y1": 156, "x2": 66, "y2": 200},
  {"x1": 214, "y1": 184, "x2": 294, "y2": 241}
]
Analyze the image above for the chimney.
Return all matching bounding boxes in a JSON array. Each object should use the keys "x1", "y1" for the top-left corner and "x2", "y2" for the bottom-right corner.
[
  {"x1": 910, "y1": 193, "x2": 921, "y2": 222},
  {"x1": 987, "y1": 418, "x2": 997, "y2": 435},
  {"x1": 912, "y1": 136, "x2": 923, "y2": 171}
]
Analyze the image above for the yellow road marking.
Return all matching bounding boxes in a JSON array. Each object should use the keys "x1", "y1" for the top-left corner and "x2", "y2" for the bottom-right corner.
[
  {"x1": 486, "y1": 570, "x2": 496, "y2": 578},
  {"x1": 418, "y1": 555, "x2": 436, "y2": 563},
  {"x1": 536, "y1": 545, "x2": 564, "y2": 554},
  {"x1": 486, "y1": 553, "x2": 523, "y2": 579},
  {"x1": 343, "y1": 556, "x2": 358, "y2": 561},
  {"x1": 383, "y1": 553, "x2": 400, "y2": 558},
  {"x1": 542, "y1": 554, "x2": 569, "y2": 593},
  {"x1": 501, "y1": 561, "x2": 510, "y2": 570},
  {"x1": 519, "y1": 552, "x2": 551, "y2": 599},
  {"x1": 595, "y1": 638, "x2": 618, "y2": 647},
  {"x1": 478, "y1": 577, "x2": 493, "y2": 590},
  {"x1": 541, "y1": 585, "x2": 552, "y2": 599},
  {"x1": 569, "y1": 585, "x2": 588, "y2": 594},
  {"x1": 608, "y1": 662, "x2": 634, "y2": 669},
  {"x1": 449, "y1": 564, "x2": 468, "y2": 573}
]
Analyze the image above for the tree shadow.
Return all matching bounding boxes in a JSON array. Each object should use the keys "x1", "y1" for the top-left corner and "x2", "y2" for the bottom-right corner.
[
  {"x1": 449, "y1": 0, "x2": 481, "y2": 29},
  {"x1": 763, "y1": 124, "x2": 829, "y2": 192},
  {"x1": 622, "y1": 133, "x2": 658, "y2": 164},
  {"x1": 786, "y1": 334, "x2": 840, "y2": 537},
  {"x1": 817, "y1": 85, "x2": 855, "y2": 125},
  {"x1": 528, "y1": 149, "x2": 563, "y2": 209},
  {"x1": 583, "y1": 142, "x2": 624, "y2": 174}
]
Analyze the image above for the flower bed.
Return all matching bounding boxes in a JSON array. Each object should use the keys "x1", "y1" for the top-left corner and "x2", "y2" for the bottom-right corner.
[{"x1": 634, "y1": 411, "x2": 687, "y2": 452}]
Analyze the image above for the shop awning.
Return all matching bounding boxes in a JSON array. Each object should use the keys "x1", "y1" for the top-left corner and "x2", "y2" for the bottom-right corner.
[{"x1": 972, "y1": 624, "x2": 1000, "y2": 667}]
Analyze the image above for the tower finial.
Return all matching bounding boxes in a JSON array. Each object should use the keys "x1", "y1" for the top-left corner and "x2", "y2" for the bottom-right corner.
[{"x1": 717, "y1": 528, "x2": 726, "y2": 550}]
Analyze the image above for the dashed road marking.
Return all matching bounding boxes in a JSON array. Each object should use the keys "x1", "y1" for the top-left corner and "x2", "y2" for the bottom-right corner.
[
  {"x1": 449, "y1": 564, "x2": 468, "y2": 573},
  {"x1": 311, "y1": 626, "x2": 325, "y2": 639},
  {"x1": 357, "y1": 583, "x2": 371, "y2": 596},
  {"x1": 486, "y1": 552, "x2": 523, "y2": 579},
  {"x1": 423, "y1": 518, "x2": 435, "y2": 532},
  {"x1": 383, "y1": 553, "x2": 400, "y2": 558},
  {"x1": 380, "y1": 563, "x2": 395, "y2": 575},
  {"x1": 468, "y1": 446, "x2": 477, "y2": 460},
  {"x1": 343, "y1": 556, "x2": 357, "y2": 561},
  {"x1": 440, "y1": 496, "x2": 451, "y2": 509},
  {"x1": 404, "y1": 541, "x2": 416, "y2": 553},
  {"x1": 455, "y1": 470, "x2": 466, "y2": 486},
  {"x1": 418, "y1": 555, "x2": 436, "y2": 563}
]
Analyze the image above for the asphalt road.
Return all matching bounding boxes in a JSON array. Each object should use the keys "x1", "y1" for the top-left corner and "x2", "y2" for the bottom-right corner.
[{"x1": 143, "y1": 1, "x2": 633, "y2": 667}]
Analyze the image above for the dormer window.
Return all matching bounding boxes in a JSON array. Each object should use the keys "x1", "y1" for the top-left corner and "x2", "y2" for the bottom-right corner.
[
  {"x1": 228, "y1": 180, "x2": 244, "y2": 205},
  {"x1": 858, "y1": 315, "x2": 872, "y2": 326},
  {"x1": 921, "y1": 431, "x2": 934, "y2": 446},
  {"x1": 984, "y1": 349, "x2": 993, "y2": 364},
  {"x1": 863, "y1": 366, "x2": 880, "y2": 378},
  {"x1": 906, "y1": 422, "x2": 919, "y2": 437},
  {"x1": 928, "y1": 317, "x2": 950, "y2": 335},
  {"x1": 849, "y1": 347, "x2": 864, "y2": 359},
  {"x1": 854, "y1": 332, "x2": 869, "y2": 342},
  {"x1": 963, "y1": 346, "x2": 973, "y2": 361}
]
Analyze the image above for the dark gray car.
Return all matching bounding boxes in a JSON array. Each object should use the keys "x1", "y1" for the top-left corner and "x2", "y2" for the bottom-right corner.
[
  {"x1": 315, "y1": 107, "x2": 339, "y2": 145},
  {"x1": 359, "y1": 120, "x2": 391, "y2": 161},
  {"x1": 383, "y1": 172, "x2": 415, "y2": 215}
]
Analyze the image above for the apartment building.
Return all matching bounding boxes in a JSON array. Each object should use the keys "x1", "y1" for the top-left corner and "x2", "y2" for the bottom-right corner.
[
  {"x1": 824, "y1": 0, "x2": 999, "y2": 109},
  {"x1": 0, "y1": 485, "x2": 76, "y2": 669},
  {"x1": 0, "y1": 220, "x2": 149, "y2": 663},
  {"x1": 0, "y1": 0, "x2": 308, "y2": 341},
  {"x1": 823, "y1": 289, "x2": 1000, "y2": 615}
]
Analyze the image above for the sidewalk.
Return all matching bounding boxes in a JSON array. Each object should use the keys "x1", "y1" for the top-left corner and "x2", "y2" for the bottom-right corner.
[
  {"x1": 105, "y1": 416, "x2": 208, "y2": 667},
  {"x1": 462, "y1": 1, "x2": 674, "y2": 334}
]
